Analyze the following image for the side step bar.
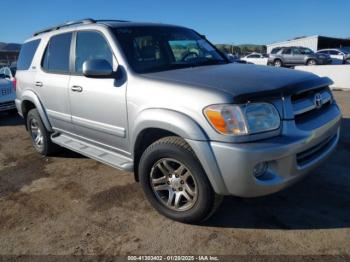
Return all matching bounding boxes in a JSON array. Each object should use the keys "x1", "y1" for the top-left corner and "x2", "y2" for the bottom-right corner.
[{"x1": 51, "y1": 134, "x2": 133, "y2": 172}]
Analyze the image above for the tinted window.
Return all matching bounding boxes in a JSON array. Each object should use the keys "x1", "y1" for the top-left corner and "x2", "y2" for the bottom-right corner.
[
  {"x1": 282, "y1": 48, "x2": 292, "y2": 54},
  {"x1": 42, "y1": 33, "x2": 72, "y2": 73},
  {"x1": 271, "y1": 48, "x2": 281, "y2": 54},
  {"x1": 329, "y1": 50, "x2": 340, "y2": 55},
  {"x1": 75, "y1": 31, "x2": 113, "y2": 73},
  {"x1": 17, "y1": 39, "x2": 41, "y2": 70}
]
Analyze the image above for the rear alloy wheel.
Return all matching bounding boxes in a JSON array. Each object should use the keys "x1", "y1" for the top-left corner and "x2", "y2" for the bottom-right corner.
[
  {"x1": 307, "y1": 59, "x2": 317, "y2": 66},
  {"x1": 27, "y1": 108, "x2": 58, "y2": 156},
  {"x1": 273, "y1": 59, "x2": 282, "y2": 67}
]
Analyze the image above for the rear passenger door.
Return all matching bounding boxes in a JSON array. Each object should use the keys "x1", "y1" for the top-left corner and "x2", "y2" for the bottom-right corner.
[
  {"x1": 68, "y1": 30, "x2": 128, "y2": 153},
  {"x1": 281, "y1": 48, "x2": 293, "y2": 65},
  {"x1": 291, "y1": 48, "x2": 304, "y2": 64},
  {"x1": 35, "y1": 32, "x2": 74, "y2": 133}
]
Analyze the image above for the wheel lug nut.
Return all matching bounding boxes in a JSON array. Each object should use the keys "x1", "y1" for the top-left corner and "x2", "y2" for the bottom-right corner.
[
  {"x1": 175, "y1": 174, "x2": 179, "y2": 178},
  {"x1": 180, "y1": 180, "x2": 184, "y2": 184},
  {"x1": 179, "y1": 187, "x2": 183, "y2": 191},
  {"x1": 169, "y1": 174, "x2": 172, "y2": 178},
  {"x1": 167, "y1": 181, "x2": 170, "y2": 185}
]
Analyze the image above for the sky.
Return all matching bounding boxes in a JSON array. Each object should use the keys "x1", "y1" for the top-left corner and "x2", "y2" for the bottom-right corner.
[{"x1": 1, "y1": 0, "x2": 349, "y2": 45}]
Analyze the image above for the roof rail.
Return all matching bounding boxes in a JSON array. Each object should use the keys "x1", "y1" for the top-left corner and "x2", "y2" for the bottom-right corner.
[
  {"x1": 33, "y1": 18, "x2": 96, "y2": 36},
  {"x1": 95, "y1": 19, "x2": 130, "y2": 23}
]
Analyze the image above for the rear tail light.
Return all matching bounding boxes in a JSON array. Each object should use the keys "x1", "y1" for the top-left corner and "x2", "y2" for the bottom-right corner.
[{"x1": 12, "y1": 78, "x2": 16, "y2": 91}]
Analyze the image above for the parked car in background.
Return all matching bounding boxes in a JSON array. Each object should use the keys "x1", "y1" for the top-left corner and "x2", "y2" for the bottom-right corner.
[
  {"x1": 0, "y1": 72, "x2": 16, "y2": 112},
  {"x1": 16, "y1": 19, "x2": 341, "y2": 223},
  {"x1": 268, "y1": 46, "x2": 332, "y2": 67},
  {"x1": 241, "y1": 53, "x2": 268, "y2": 65},
  {"x1": 317, "y1": 49, "x2": 350, "y2": 64},
  {"x1": 225, "y1": 53, "x2": 250, "y2": 64},
  {"x1": 0, "y1": 66, "x2": 17, "y2": 86}
]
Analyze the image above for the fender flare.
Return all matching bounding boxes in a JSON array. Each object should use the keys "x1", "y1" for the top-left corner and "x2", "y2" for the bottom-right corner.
[
  {"x1": 131, "y1": 108, "x2": 228, "y2": 194},
  {"x1": 131, "y1": 108, "x2": 208, "y2": 150},
  {"x1": 19, "y1": 90, "x2": 53, "y2": 131}
]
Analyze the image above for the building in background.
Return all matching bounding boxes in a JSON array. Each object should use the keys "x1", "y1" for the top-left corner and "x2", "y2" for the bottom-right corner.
[
  {"x1": 266, "y1": 35, "x2": 350, "y2": 53},
  {"x1": 0, "y1": 50, "x2": 19, "y2": 67}
]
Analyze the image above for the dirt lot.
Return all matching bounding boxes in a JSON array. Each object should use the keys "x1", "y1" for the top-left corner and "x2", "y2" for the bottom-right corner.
[{"x1": 0, "y1": 91, "x2": 349, "y2": 256}]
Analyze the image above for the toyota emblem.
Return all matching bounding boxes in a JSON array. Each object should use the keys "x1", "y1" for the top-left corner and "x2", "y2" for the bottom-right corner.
[{"x1": 314, "y1": 93, "x2": 322, "y2": 109}]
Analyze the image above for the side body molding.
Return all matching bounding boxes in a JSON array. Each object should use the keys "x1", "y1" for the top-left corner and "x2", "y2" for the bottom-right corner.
[
  {"x1": 17, "y1": 90, "x2": 53, "y2": 132},
  {"x1": 131, "y1": 108, "x2": 228, "y2": 194}
]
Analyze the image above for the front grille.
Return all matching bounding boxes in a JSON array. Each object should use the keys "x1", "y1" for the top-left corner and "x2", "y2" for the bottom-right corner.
[
  {"x1": 0, "y1": 101, "x2": 16, "y2": 111},
  {"x1": 291, "y1": 86, "x2": 332, "y2": 122},
  {"x1": 1, "y1": 87, "x2": 12, "y2": 96},
  {"x1": 296, "y1": 134, "x2": 337, "y2": 167}
]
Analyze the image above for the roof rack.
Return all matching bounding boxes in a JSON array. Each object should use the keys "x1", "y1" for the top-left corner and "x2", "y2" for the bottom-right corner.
[
  {"x1": 33, "y1": 18, "x2": 96, "y2": 36},
  {"x1": 33, "y1": 18, "x2": 131, "y2": 36}
]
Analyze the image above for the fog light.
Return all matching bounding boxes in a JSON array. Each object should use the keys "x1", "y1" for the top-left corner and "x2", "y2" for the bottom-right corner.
[{"x1": 253, "y1": 162, "x2": 268, "y2": 178}]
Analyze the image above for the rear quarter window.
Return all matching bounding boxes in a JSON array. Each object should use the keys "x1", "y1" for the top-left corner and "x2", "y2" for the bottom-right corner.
[{"x1": 17, "y1": 39, "x2": 41, "y2": 70}]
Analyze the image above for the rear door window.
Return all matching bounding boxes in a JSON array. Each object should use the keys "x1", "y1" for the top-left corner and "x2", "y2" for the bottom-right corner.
[
  {"x1": 282, "y1": 48, "x2": 292, "y2": 54},
  {"x1": 42, "y1": 32, "x2": 72, "y2": 73},
  {"x1": 17, "y1": 39, "x2": 41, "y2": 70}
]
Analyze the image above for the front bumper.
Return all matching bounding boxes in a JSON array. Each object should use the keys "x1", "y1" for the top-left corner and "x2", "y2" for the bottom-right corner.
[
  {"x1": 0, "y1": 100, "x2": 16, "y2": 112},
  {"x1": 187, "y1": 103, "x2": 342, "y2": 197},
  {"x1": 209, "y1": 105, "x2": 341, "y2": 197}
]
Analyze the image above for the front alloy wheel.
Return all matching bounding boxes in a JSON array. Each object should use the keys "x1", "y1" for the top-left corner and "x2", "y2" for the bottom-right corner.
[
  {"x1": 139, "y1": 136, "x2": 221, "y2": 223},
  {"x1": 150, "y1": 158, "x2": 198, "y2": 211}
]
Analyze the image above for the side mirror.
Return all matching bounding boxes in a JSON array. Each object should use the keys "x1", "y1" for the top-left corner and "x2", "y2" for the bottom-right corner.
[{"x1": 82, "y1": 59, "x2": 115, "y2": 78}]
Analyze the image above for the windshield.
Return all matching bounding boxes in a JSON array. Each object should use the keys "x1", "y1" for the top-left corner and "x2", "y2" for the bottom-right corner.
[{"x1": 112, "y1": 26, "x2": 227, "y2": 73}]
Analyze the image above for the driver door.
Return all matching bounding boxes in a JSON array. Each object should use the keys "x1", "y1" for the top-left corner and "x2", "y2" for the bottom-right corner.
[{"x1": 68, "y1": 30, "x2": 129, "y2": 153}]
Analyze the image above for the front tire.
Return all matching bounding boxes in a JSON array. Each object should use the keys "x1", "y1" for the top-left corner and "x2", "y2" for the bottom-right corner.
[
  {"x1": 139, "y1": 136, "x2": 220, "y2": 223},
  {"x1": 27, "y1": 108, "x2": 58, "y2": 156}
]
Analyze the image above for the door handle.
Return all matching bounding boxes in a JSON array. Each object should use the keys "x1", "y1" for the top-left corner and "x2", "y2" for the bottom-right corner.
[
  {"x1": 71, "y1": 85, "x2": 83, "y2": 92},
  {"x1": 35, "y1": 81, "x2": 43, "y2": 87}
]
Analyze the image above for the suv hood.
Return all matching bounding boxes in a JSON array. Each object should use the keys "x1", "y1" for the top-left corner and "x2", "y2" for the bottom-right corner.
[{"x1": 143, "y1": 64, "x2": 332, "y2": 102}]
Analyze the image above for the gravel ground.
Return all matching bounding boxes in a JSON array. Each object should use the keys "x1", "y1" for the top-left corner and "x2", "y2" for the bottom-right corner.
[{"x1": 0, "y1": 91, "x2": 349, "y2": 256}]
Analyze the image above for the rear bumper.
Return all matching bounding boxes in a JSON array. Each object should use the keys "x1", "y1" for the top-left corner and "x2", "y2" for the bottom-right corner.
[{"x1": 188, "y1": 104, "x2": 341, "y2": 197}]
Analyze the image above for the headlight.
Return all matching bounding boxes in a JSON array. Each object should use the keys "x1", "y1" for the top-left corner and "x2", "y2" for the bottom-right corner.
[{"x1": 204, "y1": 103, "x2": 280, "y2": 135}]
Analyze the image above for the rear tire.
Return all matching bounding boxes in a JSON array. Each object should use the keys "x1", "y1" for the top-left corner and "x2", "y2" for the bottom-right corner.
[
  {"x1": 273, "y1": 59, "x2": 283, "y2": 67},
  {"x1": 139, "y1": 136, "x2": 221, "y2": 223},
  {"x1": 26, "y1": 108, "x2": 58, "y2": 156},
  {"x1": 307, "y1": 59, "x2": 317, "y2": 66}
]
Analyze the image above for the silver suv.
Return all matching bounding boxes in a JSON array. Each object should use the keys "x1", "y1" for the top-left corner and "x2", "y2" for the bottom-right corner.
[
  {"x1": 16, "y1": 19, "x2": 341, "y2": 223},
  {"x1": 269, "y1": 46, "x2": 332, "y2": 67}
]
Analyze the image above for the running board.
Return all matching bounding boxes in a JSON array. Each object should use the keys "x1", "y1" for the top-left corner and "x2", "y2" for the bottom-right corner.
[{"x1": 51, "y1": 134, "x2": 133, "y2": 171}]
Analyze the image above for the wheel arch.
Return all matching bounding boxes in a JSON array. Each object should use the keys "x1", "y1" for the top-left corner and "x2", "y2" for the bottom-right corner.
[
  {"x1": 131, "y1": 108, "x2": 208, "y2": 180},
  {"x1": 131, "y1": 109, "x2": 228, "y2": 195},
  {"x1": 20, "y1": 90, "x2": 52, "y2": 131}
]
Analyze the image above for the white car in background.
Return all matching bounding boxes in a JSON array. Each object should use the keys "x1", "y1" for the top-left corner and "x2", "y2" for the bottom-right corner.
[
  {"x1": 317, "y1": 49, "x2": 350, "y2": 64},
  {"x1": 0, "y1": 70, "x2": 16, "y2": 112},
  {"x1": 241, "y1": 53, "x2": 268, "y2": 65}
]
